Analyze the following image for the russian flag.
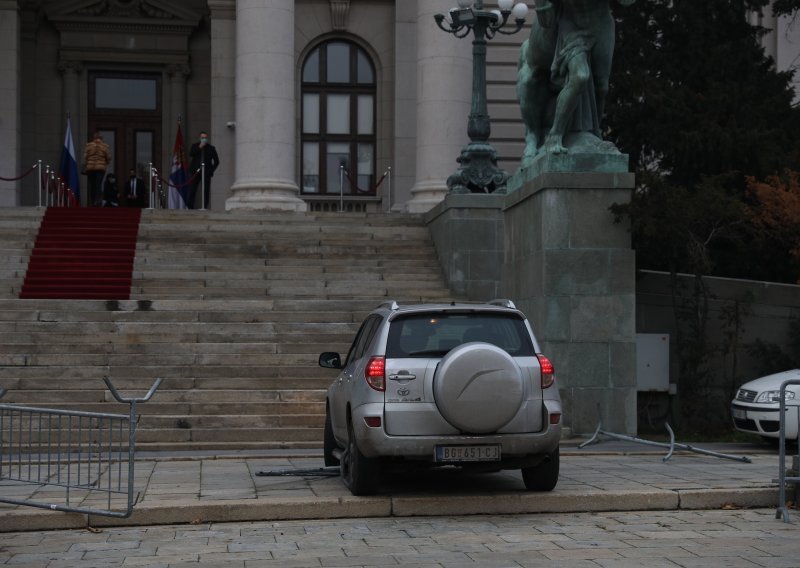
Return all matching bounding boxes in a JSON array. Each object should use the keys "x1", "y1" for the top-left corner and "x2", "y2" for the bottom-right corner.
[
  {"x1": 58, "y1": 116, "x2": 80, "y2": 206},
  {"x1": 168, "y1": 124, "x2": 189, "y2": 209}
]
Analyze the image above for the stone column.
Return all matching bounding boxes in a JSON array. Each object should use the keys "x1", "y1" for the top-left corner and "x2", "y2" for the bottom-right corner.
[
  {"x1": 404, "y1": 0, "x2": 472, "y2": 213},
  {"x1": 59, "y1": 60, "x2": 82, "y2": 203},
  {"x1": 0, "y1": 1, "x2": 21, "y2": 206},
  {"x1": 208, "y1": 0, "x2": 236, "y2": 210},
  {"x1": 167, "y1": 65, "x2": 189, "y2": 134},
  {"x1": 226, "y1": 0, "x2": 306, "y2": 211}
]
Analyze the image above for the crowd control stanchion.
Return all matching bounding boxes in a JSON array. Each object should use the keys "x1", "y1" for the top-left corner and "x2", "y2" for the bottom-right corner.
[
  {"x1": 339, "y1": 164, "x2": 344, "y2": 212},
  {"x1": 148, "y1": 164, "x2": 155, "y2": 210},
  {"x1": 201, "y1": 162, "x2": 206, "y2": 210},
  {"x1": 36, "y1": 161, "x2": 42, "y2": 208},
  {"x1": 385, "y1": 166, "x2": 392, "y2": 213}
]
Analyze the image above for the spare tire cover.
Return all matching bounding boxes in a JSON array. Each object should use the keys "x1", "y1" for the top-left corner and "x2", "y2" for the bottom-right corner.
[{"x1": 433, "y1": 342, "x2": 524, "y2": 434}]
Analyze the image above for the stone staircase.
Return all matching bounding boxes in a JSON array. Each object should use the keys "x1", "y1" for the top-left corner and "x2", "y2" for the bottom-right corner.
[{"x1": 0, "y1": 208, "x2": 455, "y2": 450}]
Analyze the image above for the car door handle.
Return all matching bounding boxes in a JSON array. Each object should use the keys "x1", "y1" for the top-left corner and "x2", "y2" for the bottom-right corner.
[{"x1": 389, "y1": 372, "x2": 417, "y2": 381}]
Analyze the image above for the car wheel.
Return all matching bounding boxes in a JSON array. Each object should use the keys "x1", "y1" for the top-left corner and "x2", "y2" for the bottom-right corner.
[
  {"x1": 340, "y1": 417, "x2": 379, "y2": 496},
  {"x1": 323, "y1": 406, "x2": 339, "y2": 467},
  {"x1": 434, "y1": 342, "x2": 524, "y2": 433},
  {"x1": 521, "y1": 447, "x2": 559, "y2": 492}
]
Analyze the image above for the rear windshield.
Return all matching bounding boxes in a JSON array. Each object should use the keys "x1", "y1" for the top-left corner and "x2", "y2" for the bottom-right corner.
[{"x1": 386, "y1": 312, "x2": 535, "y2": 358}]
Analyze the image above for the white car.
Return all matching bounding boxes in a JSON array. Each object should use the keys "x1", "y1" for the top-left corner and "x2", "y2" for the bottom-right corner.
[{"x1": 731, "y1": 369, "x2": 800, "y2": 440}]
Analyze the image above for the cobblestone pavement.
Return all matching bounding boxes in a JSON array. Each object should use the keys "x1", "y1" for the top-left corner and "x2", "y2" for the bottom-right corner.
[{"x1": 1, "y1": 508, "x2": 799, "y2": 567}]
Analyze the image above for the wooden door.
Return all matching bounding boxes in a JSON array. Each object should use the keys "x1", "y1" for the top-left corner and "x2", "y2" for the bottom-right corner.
[{"x1": 87, "y1": 72, "x2": 162, "y2": 206}]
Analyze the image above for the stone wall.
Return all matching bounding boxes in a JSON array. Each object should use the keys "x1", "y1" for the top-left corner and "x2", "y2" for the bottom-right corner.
[{"x1": 636, "y1": 270, "x2": 800, "y2": 430}]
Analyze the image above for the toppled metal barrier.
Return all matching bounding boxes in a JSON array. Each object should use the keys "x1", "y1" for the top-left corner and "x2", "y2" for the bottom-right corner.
[
  {"x1": 579, "y1": 421, "x2": 751, "y2": 464},
  {"x1": 256, "y1": 467, "x2": 340, "y2": 477},
  {"x1": 0, "y1": 378, "x2": 161, "y2": 518}
]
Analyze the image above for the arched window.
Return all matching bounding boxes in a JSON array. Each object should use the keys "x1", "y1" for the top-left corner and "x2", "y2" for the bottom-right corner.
[{"x1": 301, "y1": 41, "x2": 376, "y2": 196}]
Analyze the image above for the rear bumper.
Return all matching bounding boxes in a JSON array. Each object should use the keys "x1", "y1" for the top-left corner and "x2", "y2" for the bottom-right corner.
[{"x1": 351, "y1": 401, "x2": 562, "y2": 462}]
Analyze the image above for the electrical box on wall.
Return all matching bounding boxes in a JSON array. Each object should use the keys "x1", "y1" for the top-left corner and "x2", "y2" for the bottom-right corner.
[{"x1": 636, "y1": 333, "x2": 670, "y2": 392}]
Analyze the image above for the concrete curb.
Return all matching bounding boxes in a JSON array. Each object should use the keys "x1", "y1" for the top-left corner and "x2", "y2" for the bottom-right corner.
[{"x1": 0, "y1": 487, "x2": 781, "y2": 532}]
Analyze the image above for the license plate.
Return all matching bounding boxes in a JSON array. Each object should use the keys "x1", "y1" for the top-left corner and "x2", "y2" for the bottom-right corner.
[
  {"x1": 732, "y1": 408, "x2": 747, "y2": 420},
  {"x1": 435, "y1": 444, "x2": 501, "y2": 462}
]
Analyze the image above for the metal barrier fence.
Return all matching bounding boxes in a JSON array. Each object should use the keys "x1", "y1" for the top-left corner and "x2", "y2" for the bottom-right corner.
[
  {"x1": 774, "y1": 378, "x2": 800, "y2": 523},
  {"x1": 0, "y1": 378, "x2": 161, "y2": 518}
]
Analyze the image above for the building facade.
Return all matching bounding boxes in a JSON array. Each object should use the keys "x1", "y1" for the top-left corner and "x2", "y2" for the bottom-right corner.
[
  {"x1": 0, "y1": 0, "x2": 533, "y2": 212},
  {"x1": 0, "y1": 1, "x2": 796, "y2": 212}
]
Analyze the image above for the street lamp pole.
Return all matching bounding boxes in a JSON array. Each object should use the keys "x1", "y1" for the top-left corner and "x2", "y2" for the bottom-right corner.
[{"x1": 435, "y1": 0, "x2": 529, "y2": 194}]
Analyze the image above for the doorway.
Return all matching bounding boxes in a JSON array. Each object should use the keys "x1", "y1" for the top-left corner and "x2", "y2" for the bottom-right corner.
[{"x1": 87, "y1": 72, "x2": 162, "y2": 206}]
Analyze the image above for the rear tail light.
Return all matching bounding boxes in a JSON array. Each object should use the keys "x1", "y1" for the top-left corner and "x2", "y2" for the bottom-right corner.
[
  {"x1": 365, "y1": 356, "x2": 386, "y2": 391},
  {"x1": 537, "y1": 354, "x2": 555, "y2": 389},
  {"x1": 549, "y1": 412, "x2": 561, "y2": 425}
]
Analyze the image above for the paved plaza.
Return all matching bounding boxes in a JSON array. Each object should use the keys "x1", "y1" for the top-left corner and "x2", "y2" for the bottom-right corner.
[{"x1": 0, "y1": 442, "x2": 791, "y2": 532}]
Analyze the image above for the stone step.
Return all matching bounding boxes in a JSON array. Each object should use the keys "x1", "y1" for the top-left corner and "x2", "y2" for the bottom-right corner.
[
  {"x1": 127, "y1": 270, "x2": 445, "y2": 282},
  {"x1": 7, "y1": 376, "x2": 332, "y2": 391},
  {"x1": 0, "y1": 207, "x2": 454, "y2": 449},
  {"x1": 0, "y1": 318, "x2": 360, "y2": 336},
  {"x1": 12, "y1": 425, "x2": 322, "y2": 445},
  {"x1": 136, "y1": 427, "x2": 321, "y2": 444},
  {"x1": 2, "y1": 388, "x2": 325, "y2": 404},
  {"x1": 0, "y1": 342, "x2": 351, "y2": 356},
  {"x1": 0, "y1": 353, "x2": 329, "y2": 366},
  {"x1": 0, "y1": 364, "x2": 338, "y2": 380},
  {"x1": 0, "y1": 297, "x2": 406, "y2": 312},
  {"x1": 141, "y1": 414, "x2": 324, "y2": 429}
]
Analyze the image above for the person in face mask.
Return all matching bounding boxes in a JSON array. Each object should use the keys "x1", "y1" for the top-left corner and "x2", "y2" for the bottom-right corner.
[
  {"x1": 125, "y1": 168, "x2": 145, "y2": 208},
  {"x1": 188, "y1": 130, "x2": 220, "y2": 209}
]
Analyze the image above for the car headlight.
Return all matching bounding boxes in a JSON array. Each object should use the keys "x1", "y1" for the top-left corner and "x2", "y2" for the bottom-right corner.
[{"x1": 755, "y1": 390, "x2": 796, "y2": 403}]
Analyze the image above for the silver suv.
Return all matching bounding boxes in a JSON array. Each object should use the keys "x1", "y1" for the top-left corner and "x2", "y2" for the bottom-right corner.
[{"x1": 319, "y1": 300, "x2": 562, "y2": 495}]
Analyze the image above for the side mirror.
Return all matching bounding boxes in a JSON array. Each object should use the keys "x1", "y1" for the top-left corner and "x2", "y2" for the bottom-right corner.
[{"x1": 319, "y1": 352, "x2": 343, "y2": 369}]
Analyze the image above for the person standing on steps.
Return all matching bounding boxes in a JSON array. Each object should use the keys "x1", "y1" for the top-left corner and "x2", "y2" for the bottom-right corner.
[
  {"x1": 125, "y1": 168, "x2": 146, "y2": 208},
  {"x1": 83, "y1": 132, "x2": 112, "y2": 207},
  {"x1": 188, "y1": 130, "x2": 220, "y2": 210}
]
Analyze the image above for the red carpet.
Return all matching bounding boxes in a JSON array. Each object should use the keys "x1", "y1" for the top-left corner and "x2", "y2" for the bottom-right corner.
[{"x1": 20, "y1": 208, "x2": 142, "y2": 300}]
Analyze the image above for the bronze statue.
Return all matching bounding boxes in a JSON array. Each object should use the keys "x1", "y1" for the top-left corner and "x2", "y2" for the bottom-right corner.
[{"x1": 517, "y1": 0, "x2": 635, "y2": 160}]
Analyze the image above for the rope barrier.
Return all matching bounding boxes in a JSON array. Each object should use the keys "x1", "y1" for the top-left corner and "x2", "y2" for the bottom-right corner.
[
  {"x1": 344, "y1": 170, "x2": 388, "y2": 194},
  {"x1": 0, "y1": 164, "x2": 38, "y2": 182},
  {"x1": 156, "y1": 171, "x2": 198, "y2": 190}
]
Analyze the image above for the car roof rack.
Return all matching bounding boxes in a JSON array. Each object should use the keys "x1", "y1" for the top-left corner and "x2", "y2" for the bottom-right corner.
[
  {"x1": 489, "y1": 298, "x2": 517, "y2": 309},
  {"x1": 377, "y1": 300, "x2": 399, "y2": 311}
]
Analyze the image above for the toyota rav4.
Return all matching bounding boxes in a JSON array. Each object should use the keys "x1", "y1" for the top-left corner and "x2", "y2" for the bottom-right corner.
[{"x1": 318, "y1": 300, "x2": 562, "y2": 495}]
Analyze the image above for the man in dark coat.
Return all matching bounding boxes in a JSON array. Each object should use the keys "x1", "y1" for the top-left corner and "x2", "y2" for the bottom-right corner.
[
  {"x1": 188, "y1": 130, "x2": 220, "y2": 209},
  {"x1": 125, "y1": 168, "x2": 146, "y2": 208}
]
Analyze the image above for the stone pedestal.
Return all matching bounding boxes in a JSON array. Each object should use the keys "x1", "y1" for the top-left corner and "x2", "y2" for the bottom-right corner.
[
  {"x1": 425, "y1": 157, "x2": 638, "y2": 435},
  {"x1": 425, "y1": 193, "x2": 505, "y2": 300},
  {"x1": 503, "y1": 169, "x2": 637, "y2": 435}
]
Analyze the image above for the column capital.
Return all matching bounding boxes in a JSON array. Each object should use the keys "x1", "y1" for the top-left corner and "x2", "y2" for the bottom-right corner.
[
  {"x1": 166, "y1": 64, "x2": 191, "y2": 79},
  {"x1": 208, "y1": 0, "x2": 235, "y2": 20},
  {"x1": 57, "y1": 60, "x2": 83, "y2": 75}
]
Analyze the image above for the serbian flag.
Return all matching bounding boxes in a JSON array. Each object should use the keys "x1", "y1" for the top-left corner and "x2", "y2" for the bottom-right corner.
[
  {"x1": 58, "y1": 116, "x2": 80, "y2": 206},
  {"x1": 168, "y1": 124, "x2": 189, "y2": 209}
]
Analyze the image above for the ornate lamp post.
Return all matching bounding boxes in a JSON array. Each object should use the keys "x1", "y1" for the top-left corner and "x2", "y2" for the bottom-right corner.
[{"x1": 435, "y1": 0, "x2": 529, "y2": 194}]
